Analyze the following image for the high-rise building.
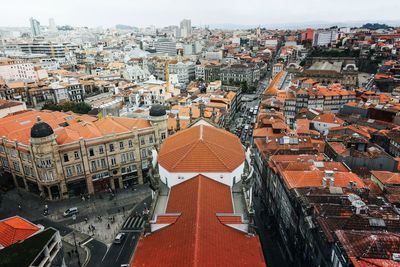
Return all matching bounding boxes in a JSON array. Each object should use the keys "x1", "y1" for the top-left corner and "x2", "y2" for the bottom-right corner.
[
  {"x1": 49, "y1": 18, "x2": 57, "y2": 32},
  {"x1": 29, "y1": 17, "x2": 41, "y2": 37},
  {"x1": 312, "y1": 29, "x2": 338, "y2": 46},
  {"x1": 180, "y1": 19, "x2": 192, "y2": 38},
  {"x1": 155, "y1": 38, "x2": 177, "y2": 56}
]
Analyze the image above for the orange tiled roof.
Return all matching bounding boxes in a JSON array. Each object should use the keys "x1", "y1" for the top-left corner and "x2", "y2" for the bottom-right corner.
[
  {"x1": 264, "y1": 71, "x2": 284, "y2": 95},
  {"x1": 0, "y1": 216, "x2": 41, "y2": 248},
  {"x1": 0, "y1": 110, "x2": 151, "y2": 146},
  {"x1": 312, "y1": 113, "x2": 344, "y2": 125},
  {"x1": 371, "y1": 171, "x2": 400, "y2": 185},
  {"x1": 132, "y1": 175, "x2": 265, "y2": 267},
  {"x1": 282, "y1": 170, "x2": 365, "y2": 189},
  {"x1": 158, "y1": 124, "x2": 245, "y2": 173}
]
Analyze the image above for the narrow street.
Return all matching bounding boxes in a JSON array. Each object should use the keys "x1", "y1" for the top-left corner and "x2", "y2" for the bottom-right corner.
[{"x1": 0, "y1": 186, "x2": 152, "y2": 267}]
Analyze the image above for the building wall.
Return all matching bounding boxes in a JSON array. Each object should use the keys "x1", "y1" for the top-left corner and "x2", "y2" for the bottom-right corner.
[
  {"x1": 342, "y1": 155, "x2": 398, "y2": 173},
  {"x1": 158, "y1": 162, "x2": 245, "y2": 188},
  {"x1": 0, "y1": 62, "x2": 37, "y2": 81},
  {"x1": 0, "y1": 102, "x2": 26, "y2": 118},
  {"x1": 0, "y1": 125, "x2": 161, "y2": 200},
  {"x1": 311, "y1": 121, "x2": 341, "y2": 136}
]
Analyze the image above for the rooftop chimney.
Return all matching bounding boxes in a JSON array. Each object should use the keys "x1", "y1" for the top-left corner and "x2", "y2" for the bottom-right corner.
[
  {"x1": 322, "y1": 177, "x2": 327, "y2": 187},
  {"x1": 324, "y1": 170, "x2": 335, "y2": 187},
  {"x1": 329, "y1": 177, "x2": 335, "y2": 187}
]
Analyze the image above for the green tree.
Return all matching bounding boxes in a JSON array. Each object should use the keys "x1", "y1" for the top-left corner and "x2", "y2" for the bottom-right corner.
[{"x1": 42, "y1": 101, "x2": 92, "y2": 114}]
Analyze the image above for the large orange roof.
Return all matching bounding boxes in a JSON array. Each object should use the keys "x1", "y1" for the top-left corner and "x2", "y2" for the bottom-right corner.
[
  {"x1": 0, "y1": 110, "x2": 151, "y2": 146},
  {"x1": 282, "y1": 170, "x2": 365, "y2": 189},
  {"x1": 158, "y1": 124, "x2": 245, "y2": 173},
  {"x1": 132, "y1": 175, "x2": 265, "y2": 267},
  {"x1": 312, "y1": 113, "x2": 344, "y2": 125},
  {"x1": 371, "y1": 171, "x2": 400, "y2": 185},
  {"x1": 0, "y1": 216, "x2": 41, "y2": 248}
]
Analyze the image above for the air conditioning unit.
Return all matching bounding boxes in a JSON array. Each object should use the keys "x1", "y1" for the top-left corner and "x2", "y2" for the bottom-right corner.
[{"x1": 393, "y1": 253, "x2": 400, "y2": 262}]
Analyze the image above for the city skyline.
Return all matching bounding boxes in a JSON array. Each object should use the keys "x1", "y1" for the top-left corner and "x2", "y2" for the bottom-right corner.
[{"x1": 0, "y1": 0, "x2": 400, "y2": 28}]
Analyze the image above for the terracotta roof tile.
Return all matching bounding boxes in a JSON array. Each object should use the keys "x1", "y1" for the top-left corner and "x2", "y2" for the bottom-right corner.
[
  {"x1": 158, "y1": 125, "x2": 245, "y2": 173},
  {"x1": 336, "y1": 230, "x2": 400, "y2": 267},
  {"x1": 282, "y1": 170, "x2": 365, "y2": 189},
  {"x1": 0, "y1": 110, "x2": 151, "y2": 146},
  {"x1": 132, "y1": 175, "x2": 265, "y2": 267},
  {"x1": 371, "y1": 171, "x2": 400, "y2": 185},
  {"x1": 0, "y1": 216, "x2": 41, "y2": 248}
]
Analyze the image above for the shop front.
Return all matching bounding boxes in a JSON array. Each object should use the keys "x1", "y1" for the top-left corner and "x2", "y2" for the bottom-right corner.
[
  {"x1": 92, "y1": 171, "x2": 111, "y2": 193},
  {"x1": 121, "y1": 164, "x2": 139, "y2": 187},
  {"x1": 26, "y1": 179, "x2": 40, "y2": 195},
  {"x1": 66, "y1": 179, "x2": 88, "y2": 197},
  {"x1": 141, "y1": 161, "x2": 149, "y2": 184},
  {"x1": 0, "y1": 171, "x2": 15, "y2": 191}
]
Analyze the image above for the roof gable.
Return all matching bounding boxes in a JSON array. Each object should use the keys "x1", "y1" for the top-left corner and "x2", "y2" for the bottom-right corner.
[
  {"x1": 158, "y1": 125, "x2": 245, "y2": 173},
  {"x1": 132, "y1": 175, "x2": 265, "y2": 267}
]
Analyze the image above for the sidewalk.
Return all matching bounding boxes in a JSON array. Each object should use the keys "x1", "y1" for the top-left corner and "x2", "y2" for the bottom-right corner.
[
  {"x1": 62, "y1": 239, "x2": 87, "y2": 267},
  {"x1": 70, "y1": 212, "x2": 127, "y2": 244},
  {"x1": 3, "y1": 185, "x2": 151, "y2": 222}
]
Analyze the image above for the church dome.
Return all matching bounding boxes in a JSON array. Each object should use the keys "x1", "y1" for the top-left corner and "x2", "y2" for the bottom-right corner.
[
  {"x1": 149, "y1": 104, "x2": 166, "y2": 117},
  {"x1": 31, "y1": 117, "x2": 54, "y2": 138}
]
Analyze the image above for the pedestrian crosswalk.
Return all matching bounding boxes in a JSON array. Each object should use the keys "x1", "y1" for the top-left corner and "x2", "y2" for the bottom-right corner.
[{"x1": 122, "y1": 216, "x2": 144, "y2": 231}]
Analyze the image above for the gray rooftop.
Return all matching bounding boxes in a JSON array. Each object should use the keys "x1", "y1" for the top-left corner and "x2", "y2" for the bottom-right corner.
[{"x1": 308, "y1": 61, "x2": 343, "y2": 73}]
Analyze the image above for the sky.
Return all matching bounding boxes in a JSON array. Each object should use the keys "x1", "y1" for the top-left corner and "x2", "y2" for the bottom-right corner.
[{"x1": 1, "y1": 0, "x2": 400, "y2": 28}]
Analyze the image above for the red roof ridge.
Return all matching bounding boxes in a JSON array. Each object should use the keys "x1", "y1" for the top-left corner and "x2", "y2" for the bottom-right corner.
[
  {"x1": 203, "y1": 140, "x2": 231, "y2": 171},
  {"x1": 194, "y1": 176, "x2": 201, "y2": 267},
  {"x1": 169, "y1": 140, "x2": 202, "y2": 170}
]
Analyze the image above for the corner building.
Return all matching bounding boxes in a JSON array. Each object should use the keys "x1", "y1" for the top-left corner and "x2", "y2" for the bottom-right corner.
[{"x1": 0, "y1": 106, "x2": 167, "y2": 200}]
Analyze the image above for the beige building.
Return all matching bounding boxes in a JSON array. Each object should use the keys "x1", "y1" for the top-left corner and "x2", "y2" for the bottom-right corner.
[{"x1": 0, "y1": 105, "x2": 167, "y2": 200}]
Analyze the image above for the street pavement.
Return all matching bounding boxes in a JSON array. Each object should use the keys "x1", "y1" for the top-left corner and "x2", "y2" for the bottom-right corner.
[
  {"x1": 253, "y1": 194, "x2": 290, "y2": 267},
  {"x1": 99, "y1": 195, "x2": 152, "y2": 267},
  {"x1": 0, "y1": 185, "x2": 152, "y2": 267}
]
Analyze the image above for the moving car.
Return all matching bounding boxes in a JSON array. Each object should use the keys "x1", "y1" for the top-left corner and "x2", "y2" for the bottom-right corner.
[
  {"x1": 63, "y1": 207, "x2": 79, "y2": 217},
  {"x1": 114, "y1": 233, "x2": 126, "y2": 244}
]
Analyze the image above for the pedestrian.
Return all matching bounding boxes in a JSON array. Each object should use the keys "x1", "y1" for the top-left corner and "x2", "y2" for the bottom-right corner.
[
  {"x1": 107, "y1": 223, "x2": 110, "y2": 229},
  {"x1": 18, "y1": 203, "x2": 21, "y2": 210},
  {"x1": 85, "y1": 217, "x2": 88, "y2": 223},
  {"x1": 122, "y1": 206, "x2": 125, "y2": 212}
]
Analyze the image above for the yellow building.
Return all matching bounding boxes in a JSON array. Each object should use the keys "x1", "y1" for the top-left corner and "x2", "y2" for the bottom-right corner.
[{"x1": 0, "y1": 106, "x2": 167, "y2": 200}]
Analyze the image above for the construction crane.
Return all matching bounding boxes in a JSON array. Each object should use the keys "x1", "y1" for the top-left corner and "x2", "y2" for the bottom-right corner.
[{"x1": 165, "y1": 60, "x2": 170, "y2": 93}]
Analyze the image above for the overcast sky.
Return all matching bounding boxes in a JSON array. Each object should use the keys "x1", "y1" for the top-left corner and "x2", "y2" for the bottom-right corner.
[{"x1": 1, "y1": 0, "x2": 400, "y2": 28}]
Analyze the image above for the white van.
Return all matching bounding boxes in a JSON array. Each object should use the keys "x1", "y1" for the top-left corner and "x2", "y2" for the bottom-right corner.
[
  {"x1": 114, "y1": 233, "x2": 126, "y2": 244},
  {"x1": 63, "y1": 207, "x2": 79, "y2": 217}
]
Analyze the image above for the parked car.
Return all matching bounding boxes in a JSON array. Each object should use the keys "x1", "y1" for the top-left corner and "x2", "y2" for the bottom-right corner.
[
  {"x1": 63, "y1": 207, "x2": 79, "y2": 217},
  {"x1": 114, "y1": 233, "x2": 126, "y2": 244}
]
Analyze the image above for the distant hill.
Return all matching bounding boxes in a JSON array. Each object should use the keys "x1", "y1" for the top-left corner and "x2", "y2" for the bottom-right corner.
[
  {"x1": 362, "y1": 23, "x2": 393, "y2": 30},
  {"x1": 116, "y1": 24, "x2": 137, "y2": 30},
  {"x1": 205, "y1": 20, "x2": 400, "y2": 30}
]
